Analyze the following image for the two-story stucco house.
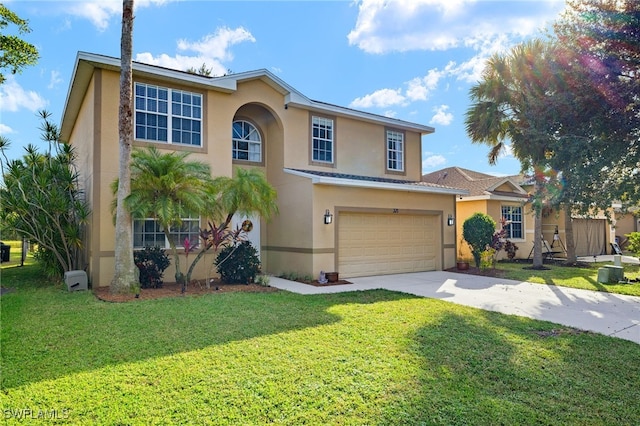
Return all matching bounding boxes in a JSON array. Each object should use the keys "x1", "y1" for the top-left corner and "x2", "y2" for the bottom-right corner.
[{"x1": 60, "y1": 52, "x2": 466, "y2": 287}]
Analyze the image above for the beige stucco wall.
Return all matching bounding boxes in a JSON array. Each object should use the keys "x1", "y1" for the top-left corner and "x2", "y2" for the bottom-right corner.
[
  {"x1": 455, "y1": 198, "x2": 535, "y2": 261},
  {"x1": 263, "y1": 182, "x2": 457, "y2": 277},
  {"x1": 68, "y1": 73, "x2": 97, "y2": 278},
  {"x1": 615, "y1": 212, "x2": 638, "y2": 249}
]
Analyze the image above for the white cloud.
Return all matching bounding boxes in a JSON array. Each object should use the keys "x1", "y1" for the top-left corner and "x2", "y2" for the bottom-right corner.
[
  {"x1": 430, "y1": 105, "x2": 453, "y2": 126},
  {"x1": 348, "y1": 0, "x2": 563, "y2": 54},
  {"x1": 177, "y1": 27, "x2": 255, "y2": 62},
  {"x1": 349, "y1": 88, "x2": 406, "y2": 108},
  {"x1": 136, "y1": 27, "x2": 255, "y2": 75},
  {"x1": 383, "y1": 110, "x2": 397, "y2": 118},
  {"x1": 48, "y1": 70, "x2": 63, "y2": 90},
  {"x1": 406, "y1": 67, "x2": 447, "y2": 101},
  {"x1": 0, "y1": 123, "x2": 15, "y2": 135},
  {"x1": 66, "y1": 1, "x2": 120, "y2": 31},
  {"x1": 352, "y1": 64, "x2": 448, "y2": 110},
  {"x1": 422, "y1": 154, "x2": 447, "y2": 169},
  {"x1": 65, "y1": 0, "x2": 173, "y2": 31},
  {"x1": 0, "y1": 76, "x2": 48, "y2": 112}
]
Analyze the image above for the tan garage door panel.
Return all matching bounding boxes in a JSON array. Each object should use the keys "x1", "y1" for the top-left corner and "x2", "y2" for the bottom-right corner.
[{"x1": 339, "y1": 212, "x2": 438, "y2": 278}]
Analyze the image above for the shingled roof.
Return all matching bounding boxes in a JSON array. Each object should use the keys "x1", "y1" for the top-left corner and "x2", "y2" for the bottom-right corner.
[{"x1": 422, "y1": 167, "x2": 528, "y2": 199}]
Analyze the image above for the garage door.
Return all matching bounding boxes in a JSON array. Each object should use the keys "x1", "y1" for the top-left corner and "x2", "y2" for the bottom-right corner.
[
  {"x1": 338, "y1": 212, "x2": 438, "y2": 278},
  {"x1": 573, "y1": 218, "x2": 607, "y2": 256}
]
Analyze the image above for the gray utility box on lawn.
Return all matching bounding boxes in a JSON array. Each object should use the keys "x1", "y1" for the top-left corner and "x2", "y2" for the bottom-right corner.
[
  {"x1": 597, "y1": 268, "x2": 610, "y2": 284},
  {"x1": 604, "y1": 265, "x2": 624, "y2": 283},
  {"x1": 64, "y1": 270, "x2": 88, "y2": 291}
]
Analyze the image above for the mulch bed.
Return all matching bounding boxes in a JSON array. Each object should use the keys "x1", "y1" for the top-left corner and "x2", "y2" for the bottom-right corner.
[
  {"x1": 94, "y1": 279, "x2": 278, "y2": 303},
  {"x1": 94, "y1": 277, "x2": 352, "y2": 302},
  {"x1": 445, "y1": 266, "x2": 505, "y2": 278},
  {"x1": 296, "y1": 279, "x2": 352, "y2": 287}
]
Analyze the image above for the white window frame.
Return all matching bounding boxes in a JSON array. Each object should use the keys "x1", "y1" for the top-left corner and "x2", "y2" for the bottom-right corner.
[
  {"x1": 232, "y1": 120, "x2": 262, "y2": 162},
  {"x1": 311, "y1": 116, "x2": 334, "y2": 164},
  {"x1": 135, "y1": 82, "x2": 202, "y2": 146},
  {"x1": 133, "y1": 216, "x2": 201, "y2": 249},
  {"x1": 386, "y1": 129, "x2": 404, "y2": 172},
  {"x1": 501, "y1": 206, "x2": 524, "y2": 240}
]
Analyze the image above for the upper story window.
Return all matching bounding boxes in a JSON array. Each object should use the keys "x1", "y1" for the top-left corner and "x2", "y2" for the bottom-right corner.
[
  {"x1": 501, "y1": 206, "x2": 523, "y2": 239},
  {"x1": 386, "y1": 130, "x2": 404, "y2": 172},
  {"x1": 135, "y1": 83, "x2": 202, "y2": 146},
  {"x1": 312, "y1": 116, "x2": 334, "y2": 164},
  {"x1": 232, "y1": 120, "x2": 262, "y2": 162}
]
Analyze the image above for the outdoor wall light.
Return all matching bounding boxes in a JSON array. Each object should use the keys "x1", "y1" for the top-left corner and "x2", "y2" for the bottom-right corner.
[
  {"x1": 324, "y1": 209, "x2": 333, "y2": 225},
  {"x1": 447, "y1": 214, "x2": 454, "y2": 226}
]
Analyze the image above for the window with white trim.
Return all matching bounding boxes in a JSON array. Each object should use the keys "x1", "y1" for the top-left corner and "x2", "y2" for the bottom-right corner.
[
  {"x1": 135, "y1": 83, "x2": 202, "y2": 146},
  {"x1": 232, "y1": 120, "x2": 262, "y2": 162},
  {"x1": 386, "y1": 130, "x2": 404, "y2": 172},
  {"x1": 501, "y1": 206, "x2": 523, "y2": 239},
  {"x1": 312, "y1": 116, "x2": 333, "y2": 163},
  {"x1": 133, "y1": 216, "x2": 200, "y2": 249}
]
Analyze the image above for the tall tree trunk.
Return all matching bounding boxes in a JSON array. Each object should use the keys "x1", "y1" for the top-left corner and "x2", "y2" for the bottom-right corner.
[
  {"x1": 564, "y1": 204, "x2": 577, "y2": 264},
  {"x1": 532, "y1": 179, "x2": 544, "y2": 269},
  {"x1": 111, "y1": 0, "x2": 138, "y2": 294}
]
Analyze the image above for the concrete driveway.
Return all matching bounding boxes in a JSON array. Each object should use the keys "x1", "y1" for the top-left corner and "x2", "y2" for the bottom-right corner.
[{"x1": 269, "y1": 271, "x2": 640, "y2": 345}]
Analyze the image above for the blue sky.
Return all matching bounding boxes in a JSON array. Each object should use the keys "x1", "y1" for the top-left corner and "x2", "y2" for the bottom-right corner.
[{"x1": 1, "y1": 0, "x2": 566, "y2": 176}]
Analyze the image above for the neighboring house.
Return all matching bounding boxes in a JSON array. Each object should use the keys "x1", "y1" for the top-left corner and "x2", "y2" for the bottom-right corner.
[
  {"x1": 60, "y1": 52, "x2": 466, "y2": 287},
  {"x1": 613, "y1": 206, "x2": 639, "y2": 250},
  {"x1": 422, "y1": 167, "x2": 614, "y2": 260},
  {"x1": 422, "y1": 167, "x2": 530, "y2": 260}
]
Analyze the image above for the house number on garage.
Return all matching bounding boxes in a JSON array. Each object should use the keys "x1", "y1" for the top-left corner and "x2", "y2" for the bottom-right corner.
[{"x1": 393, "y1": 209, "x2": 399, "y2": 213}]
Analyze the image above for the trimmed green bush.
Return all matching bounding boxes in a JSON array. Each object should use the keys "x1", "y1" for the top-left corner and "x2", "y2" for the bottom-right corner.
[
  {"x1": 626, "y1": 232, "x2": 640, "y2": 257},
  {"x1": 463, "y1": 213, "x2": 496, "y2": 267},
  {"x1": 216, "y1": 241, "x2": 261, "y2": 284}
]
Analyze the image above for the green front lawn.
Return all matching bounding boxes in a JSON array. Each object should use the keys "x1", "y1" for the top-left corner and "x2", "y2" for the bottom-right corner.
[
  {"x1": 1, "y1": 264, "x2": 639, "y2": 425},
  {"x1": 498, "y1": 260, "x2": 640, "y2": 297}
]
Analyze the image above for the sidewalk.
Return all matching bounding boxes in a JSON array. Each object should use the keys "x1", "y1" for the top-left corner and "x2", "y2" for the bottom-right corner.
[{"x1": 269, "y1": 271, "x2": 640, "y2": 344}]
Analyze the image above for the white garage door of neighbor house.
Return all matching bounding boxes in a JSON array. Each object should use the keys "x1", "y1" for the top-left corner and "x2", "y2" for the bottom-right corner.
[{"x1": 338, "y1": 212, "x2": 438, "y2": 278}]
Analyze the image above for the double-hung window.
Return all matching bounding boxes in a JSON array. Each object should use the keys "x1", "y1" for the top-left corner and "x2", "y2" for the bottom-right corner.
[
  {"x1": 133, "y1": 216, "x2": 200, "y2": 249},
  {"x1": 311, "y1": 116, "x2": 334, "y2": 163},
  {"x1": 232, "y1": 120, "x2": 262, "y2": 162},
  {"x1": 501, "y1": 206, "x2": 523, "y2": 239},
  {"x1": 386, "y1": 130, "x2": 404, "y2": 172},
  {"x1": 135, "y1": 83, "x2": 202, "y2": 146}
]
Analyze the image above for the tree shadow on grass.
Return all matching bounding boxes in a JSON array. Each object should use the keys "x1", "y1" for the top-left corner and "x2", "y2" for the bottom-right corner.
[
  {"x1": 377, "y1": 309, "x2": 640, "y2": 425},
  {"x1": 1, "y1": 286, "x2": 415, "y2": 389}
]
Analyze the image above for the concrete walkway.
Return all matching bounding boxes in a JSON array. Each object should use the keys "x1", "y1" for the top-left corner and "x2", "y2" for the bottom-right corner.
[{"x1": 269, "y1": 271, "x2": 640, "y2": 345}]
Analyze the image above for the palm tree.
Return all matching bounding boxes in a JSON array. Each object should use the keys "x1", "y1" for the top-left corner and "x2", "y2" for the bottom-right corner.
[
  {"x1": 113, "y1": 146, "x2": 214, "y2": 289},
  {"x1": 111, "y1": 0, "x2": 137, "y2": 294},
  {"x1": 185, "y1": 167, "x2": 279, "y2": 286},
  {"x1": 213, "y1": 167, "x2": 279, "y2": 229},
  {"x1": 465, "y1": 39, "x2": 558, "y2": 269},
  {"x1": 113, "y1": 148, "x2": 279, "y2": 291}
]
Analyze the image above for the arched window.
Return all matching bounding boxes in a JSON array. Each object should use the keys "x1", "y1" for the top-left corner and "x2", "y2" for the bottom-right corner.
[{"x1": 232, "y1": 120, "x2": 261, "y2": 162}]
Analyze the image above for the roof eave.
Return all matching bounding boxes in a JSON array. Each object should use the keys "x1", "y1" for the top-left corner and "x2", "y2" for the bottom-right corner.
[
  {"x1": 286, "y1": 99, "x2": 435, "y2": 134},
  {"x1": 284, "y1": 169, "x2": 467, "y2": 195}
]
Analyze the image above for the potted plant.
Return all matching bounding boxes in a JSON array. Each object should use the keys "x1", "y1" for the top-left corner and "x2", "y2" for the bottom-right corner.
[
  {"x1": 456, "y1": 259, "x2": 470, "y2": 270},
  {"x1": 457, "y1": 238, "x2": 470, "y2": 270}
]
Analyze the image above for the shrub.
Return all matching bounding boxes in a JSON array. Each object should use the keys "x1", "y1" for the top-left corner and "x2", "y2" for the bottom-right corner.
[
  {"x1": 255, "y1": 274, "x2": 271, "y2": 286},
  {"x1": 627, "y1": 232, "x2": 640, "y2": 257},
  {"x1": 504, "y1": 240, "x2": 519, "y2": 260},
  {"x1": 463, "y1": 213, "x2": 496, "y2": 267},
  {"x1": 216, "y1": 241, "x2": 261, "y2": 284},
  {"x1": 134, "y1": 246, "x2": 170, "y2": 289},
  {"x1": 480, "y1": 247, "x2": 496, "y2": 270}
]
